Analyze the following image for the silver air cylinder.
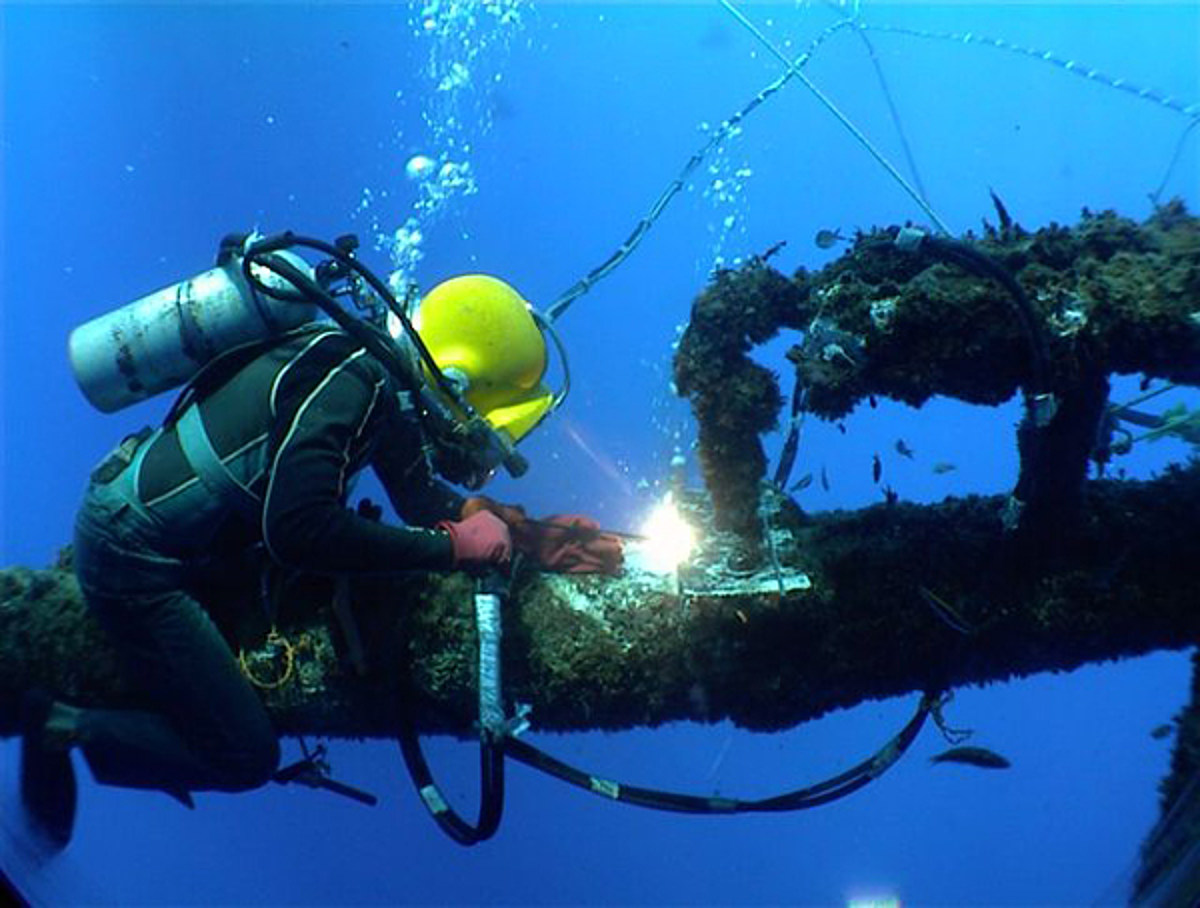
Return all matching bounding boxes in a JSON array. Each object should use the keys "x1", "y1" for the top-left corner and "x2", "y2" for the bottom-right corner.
[{"x1": 69, "y1": 250, "x2": 317, "y2": 413}]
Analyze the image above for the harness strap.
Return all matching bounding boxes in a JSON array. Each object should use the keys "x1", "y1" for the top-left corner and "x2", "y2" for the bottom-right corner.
[{"x1": 176, "y1": 403, "x2": 262, "y2": 522}]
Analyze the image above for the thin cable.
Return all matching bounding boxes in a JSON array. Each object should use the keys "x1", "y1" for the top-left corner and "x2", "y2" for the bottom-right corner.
[
  {"x1": 546, "y1": 16, "x2": 857, "y2": 322},
  {"x1": 815, "y1": 0, "x2": 929, "y2": 204},
  {"x1": 848, "y1": 21, "x2": 931, "y2": 210},
  {"x1": 865, "y1": 19, "x2": 1200, "y2": 202},
  {"x1": 1152, "y1": 119, "x2": 1200, "y2": 205},
  {"x1": 719, "y1": 0, "x2": 952, "y2": 236},
  {"x1": 865, "y1": 22, "x2": 1200, "y2": 121}
]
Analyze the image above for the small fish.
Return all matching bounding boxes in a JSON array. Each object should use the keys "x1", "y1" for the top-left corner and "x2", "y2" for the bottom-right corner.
[
  {"x1": 789, "y1": 473, "x2": 813, "y2": 492},
  {"x1": 931, "y1": 746, "x2": 1011, "y2": 770},
  {"x1": 814, "y1": 228, "x2": 845, "y2": 250},
  {"x1": 882, "y1": 485, "x2": 898, "y2": 506},
  {"x1": 837, "y1": 422, "x2": 847, "y2": 435},
  {"x1": 1151, "y1": 723, "x2": 1174, "y2": 740},
  {"x1": 918, "y1": 585, "x2": 974, "y2": 635},
  {"x1": 895, "y1": 439, "x2": 915, "y2": 459},
  {"x1": 932, "y1": 462, "x2": 957, "y2": 475},
  {"x1": 820, "y1": 465, "x2": 830, "y2": 491},
  {"x1": 872, "y1": 453, "x2": 882, "y2": 484},
  {"x1": 869, "y1": 395, "x2": 878, "y2": 409},
  {"x1": 761, "y1": 239, "x2": 788, "y2": 262}
]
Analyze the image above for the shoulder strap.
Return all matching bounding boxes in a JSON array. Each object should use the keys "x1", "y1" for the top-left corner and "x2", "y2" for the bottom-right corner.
[
  {"x1": 166, "y1": 323, "x2": 337, "y2": 521},
  {"x1": 176, "y1": 403, "x2": 262, "y2": 522},
  {"x1": 163, "y1": 323, "x2": 329, "y2": 430}
]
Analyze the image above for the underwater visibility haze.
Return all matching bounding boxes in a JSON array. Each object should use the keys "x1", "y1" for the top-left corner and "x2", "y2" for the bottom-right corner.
[{"x1": 2, "y1": 1, "x2": 1200, "y2": 904}]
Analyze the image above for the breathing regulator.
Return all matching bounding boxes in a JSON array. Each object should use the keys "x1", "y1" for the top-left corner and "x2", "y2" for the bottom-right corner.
[{"x1": 68, "y1": 232, "x2": 570, "y2": 489}]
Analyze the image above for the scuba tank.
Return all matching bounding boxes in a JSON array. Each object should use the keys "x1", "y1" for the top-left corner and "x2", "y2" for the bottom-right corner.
[
  {"x1": 68, "y1": 234, "x2": 317, "y2": 413},
  {"x1": 68, "y1": 229, "x2": 543, "y2": 484}
]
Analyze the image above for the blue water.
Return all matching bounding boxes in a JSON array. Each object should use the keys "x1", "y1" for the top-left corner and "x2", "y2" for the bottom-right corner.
[{"x1": 2, "y1": 2, "x2": 1198, "y2": 904}]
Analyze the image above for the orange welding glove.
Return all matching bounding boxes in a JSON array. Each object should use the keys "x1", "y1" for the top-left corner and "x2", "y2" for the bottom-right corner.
[
  {"x1": 521, "y1": 515, "x2": 624, "y2": 575},
  {"x1": 461, "y1": 496, "x2": 528, "y2": 528},
  {"x1": 437, "y1": 511, "x2": 512, "y2": 568},
  {"x1": 461, "y1": 496, "x2": 535, "y2": 551}
]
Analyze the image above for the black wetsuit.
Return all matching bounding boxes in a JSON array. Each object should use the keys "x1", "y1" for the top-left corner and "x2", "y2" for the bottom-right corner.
[
  {"x1": 140, "y1": 324, "x2": 460, "y2": 569},
  {"x1": 72, "y1": 325, "x2": 464, "y2": 796}
]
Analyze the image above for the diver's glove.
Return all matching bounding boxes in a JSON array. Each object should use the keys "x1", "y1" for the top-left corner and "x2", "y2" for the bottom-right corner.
[
  {"x1": 458, "y1": 499, "x2": 623, "y2": 573},
  {"x1": 461, "y1": 495, "x2": 535, "y2": 552},
  {"x1": 521, "y1": 514, "x2": 624, "y2": 575},
  {"x1": 438, "y1": 510, "x2": 513, "y2": 568},
  {"x1": 461, "y1": 496, "x2": 528, "y2": 529}
]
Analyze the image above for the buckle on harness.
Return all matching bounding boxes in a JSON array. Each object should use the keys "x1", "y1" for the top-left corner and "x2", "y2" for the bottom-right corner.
[{"x1": 90, "y1": 426, "x2": 154, "y2": 485}]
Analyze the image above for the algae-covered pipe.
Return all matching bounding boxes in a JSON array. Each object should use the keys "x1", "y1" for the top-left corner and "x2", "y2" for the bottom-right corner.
[{"x1": 3, "y1": 463, "x2": 1199, "y2": 741}]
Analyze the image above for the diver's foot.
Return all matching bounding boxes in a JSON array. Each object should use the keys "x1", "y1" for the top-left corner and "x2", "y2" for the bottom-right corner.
[{"x1": 19, "y1": 690, "x2": 78, "y2": 852}]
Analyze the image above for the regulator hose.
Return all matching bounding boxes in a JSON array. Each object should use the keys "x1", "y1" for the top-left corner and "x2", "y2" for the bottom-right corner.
[
  {"x1": 240, "y1": 233, "x2": 528, "y2": 480},
  {"x1": 917, "y1": 233, "x2": 1052, "y2": 403}
]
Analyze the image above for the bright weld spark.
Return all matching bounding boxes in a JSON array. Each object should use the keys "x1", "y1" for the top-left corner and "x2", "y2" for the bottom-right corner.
[{"x1": 636, "y1": 494, "x2": 696, "y2": 573}]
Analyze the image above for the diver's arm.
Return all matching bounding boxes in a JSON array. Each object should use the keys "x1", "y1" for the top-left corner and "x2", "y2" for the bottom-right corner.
[
  {"x1": 262, "y1": 347, "x2": 454, "y2": 573},
  {"x1": 371, "y1": 404, "x2": 465, "y2": 528}
]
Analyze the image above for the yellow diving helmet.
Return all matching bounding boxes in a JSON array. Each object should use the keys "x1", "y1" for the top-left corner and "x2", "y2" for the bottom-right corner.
[{"x1": 414, "y1": 274, "x2": 556, "y2": 443}]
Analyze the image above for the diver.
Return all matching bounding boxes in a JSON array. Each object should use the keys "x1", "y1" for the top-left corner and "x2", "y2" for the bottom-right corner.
[{"x1": 19, "y1": 267, "x2": 578, "y2": 851}]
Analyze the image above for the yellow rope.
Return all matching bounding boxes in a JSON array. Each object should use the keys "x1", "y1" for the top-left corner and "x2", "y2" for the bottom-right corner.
[{"x1": 238, "y1": 628, "x2": 296, "y2": 690}]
